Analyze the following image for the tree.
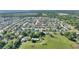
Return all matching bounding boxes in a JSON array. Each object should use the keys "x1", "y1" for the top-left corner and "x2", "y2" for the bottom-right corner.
[
  {"x1": 4, "y1": 31, "x2": 14, "y2": 40},
  {"x1": 30, "y1": 31, "x2": 40, "y2": 38},
  {"x1": 22, "y1": 31, "x2": 28, "y2": 36},
  {"x1": 40, "y1": 32, "x2": 45, "y2": 37},
  {"x1": 64, "y1": 32, "x2": 76, "y2": 42},
  {"x1": 13, "y1": 38, "x2": 21, "y2": 49},
  {"x1": 75, "y1": 23, "x2": 79, "y2": 30},
  {"x1": 0, "y1": 40, "x2": 5, "y2": 48},
  {"x1": 3, "y1": 40, "x2": 13, "y2": 49}
]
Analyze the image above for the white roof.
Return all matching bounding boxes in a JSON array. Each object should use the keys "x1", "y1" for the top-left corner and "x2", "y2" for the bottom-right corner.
[{"x1": 32, "y1": 38, "x2": 39, "y2": 40}]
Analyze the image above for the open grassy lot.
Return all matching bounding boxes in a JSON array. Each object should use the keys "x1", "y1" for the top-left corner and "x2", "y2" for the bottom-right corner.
[{"x1": 19, "y1": 33, "x2": 76, "y2": 49}]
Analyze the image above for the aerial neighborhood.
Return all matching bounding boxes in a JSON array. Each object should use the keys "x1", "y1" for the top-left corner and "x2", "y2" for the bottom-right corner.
[{"x1": 0, "y1": 10, "x2": 79, "y2": 49}]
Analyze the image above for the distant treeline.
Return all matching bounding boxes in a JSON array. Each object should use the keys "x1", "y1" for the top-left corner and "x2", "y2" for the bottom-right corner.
[{"x1": 0, "y1": 10, "x2": 79, "y2": 17}]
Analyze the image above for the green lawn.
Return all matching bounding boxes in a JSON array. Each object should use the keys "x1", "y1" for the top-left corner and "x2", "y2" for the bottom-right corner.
[{"x1": 19, "y1": 33, "x2": 76, "y2": 49}]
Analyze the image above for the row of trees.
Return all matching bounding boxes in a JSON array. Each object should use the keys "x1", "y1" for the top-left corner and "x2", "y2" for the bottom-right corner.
[
  {"x1": 62, "y1": 31, "x2": 79, "y2": 43},
  {"x1": 21, "y1": 30, "x2": 45, "y2": 38}
]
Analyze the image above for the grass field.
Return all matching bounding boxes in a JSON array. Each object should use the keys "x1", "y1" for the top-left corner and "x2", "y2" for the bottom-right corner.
[{"x1": 19, "y1": 33, "x2": 76, "y2": 49}]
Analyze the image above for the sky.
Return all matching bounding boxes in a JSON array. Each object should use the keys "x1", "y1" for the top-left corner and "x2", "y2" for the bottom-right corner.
[{"x1": 0, "y1": 0, "x2": 78, "y2": 10}]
